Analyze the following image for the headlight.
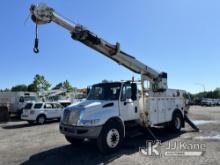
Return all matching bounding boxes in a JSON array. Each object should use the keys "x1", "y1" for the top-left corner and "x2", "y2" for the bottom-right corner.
[{"x1": 78, "y1": 119, "x2": 100, "y2": 126}]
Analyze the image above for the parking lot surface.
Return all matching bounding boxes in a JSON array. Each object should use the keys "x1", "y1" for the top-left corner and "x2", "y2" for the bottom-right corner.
[{"x1": 0, "y1": 106, "x2": 220, "y2": 165}]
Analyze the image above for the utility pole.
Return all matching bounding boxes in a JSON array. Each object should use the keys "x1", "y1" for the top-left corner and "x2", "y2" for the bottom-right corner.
[{"x1": 195, "y1": 83, "x2": 206, "y2": 93}]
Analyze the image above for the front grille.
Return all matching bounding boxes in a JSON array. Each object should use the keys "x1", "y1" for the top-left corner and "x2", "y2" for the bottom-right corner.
[
  {"x1": 62, "y1": 110, "x2": 71, "y2": 124},
  {"x1": 62, "y1": 109, "x2": 80, "y2": 125}
]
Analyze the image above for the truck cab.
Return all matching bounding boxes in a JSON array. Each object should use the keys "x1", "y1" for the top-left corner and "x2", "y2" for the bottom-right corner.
[
  {"x1": 60, "y1": 82, "x2": 137, "y2": 126},
  {"x1": 59, "y1": 81, "x2": 138, "y2": 151}
]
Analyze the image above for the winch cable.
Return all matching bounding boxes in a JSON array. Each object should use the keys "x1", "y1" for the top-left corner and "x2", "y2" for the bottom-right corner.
[{"x1": 33, "y1": 22, "x2": 39, "y2": 53}]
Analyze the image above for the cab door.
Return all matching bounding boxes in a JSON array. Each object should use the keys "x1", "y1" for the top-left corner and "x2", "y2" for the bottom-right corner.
[{"x1": 119, "y1": 83, "x2": 138, "y2": 121}]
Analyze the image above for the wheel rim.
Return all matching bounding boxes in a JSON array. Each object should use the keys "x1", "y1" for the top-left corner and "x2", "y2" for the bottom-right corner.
[
  {"x1": 38, "y1": 116, "x2": 45, "y2": 124},
  {"x1": 106, "y1": 128, "x2": 120, "y2": 148},
  {"x1": 175, "y1": 117, "x2": 181, "y2": 129}
]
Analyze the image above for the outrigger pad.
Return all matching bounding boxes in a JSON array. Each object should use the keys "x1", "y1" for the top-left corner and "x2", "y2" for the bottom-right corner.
[{"x1": 184, "y1": 115, "x2": 199, "y2": 132}]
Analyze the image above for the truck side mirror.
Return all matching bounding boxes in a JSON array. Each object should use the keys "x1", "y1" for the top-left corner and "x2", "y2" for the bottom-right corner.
[{"x1": 131, "y1": 83, "x2": 137, "y2": 101}]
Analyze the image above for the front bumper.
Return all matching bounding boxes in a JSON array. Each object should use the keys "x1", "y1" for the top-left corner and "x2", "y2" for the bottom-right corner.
[{"x1": 59, "y1": 122, "x2": 102, "y2": 139}]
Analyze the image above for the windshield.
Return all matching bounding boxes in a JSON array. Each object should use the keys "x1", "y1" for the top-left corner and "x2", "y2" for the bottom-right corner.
[
  {"x1": 24, "y1": 96, "x2": 37, "y2": 102},
  {"x1": 87, "y1": 83, "x2": 121, "y2": 100},
  {"x1": 19, "y1": 96, "x2": 37, "y2": 102}
]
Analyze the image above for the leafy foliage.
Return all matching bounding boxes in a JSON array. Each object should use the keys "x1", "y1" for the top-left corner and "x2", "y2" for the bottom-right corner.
[
  {"x1": 27, "y1": 83, "x2": 38, "y2": 92},
  {"x1": 0, "y1": 75, "x2": 76, "y2": 93},
  {"x1": 52, "y1": 80, "x2": 74, "y2": 92},
  {"x1": 52, "y1": 83, "x2": 63, "y2": 90},
  {"x1": 31, "y1": 74, "x2": 51, "y2": 92},
  {"x1": 11, "y1": 84, "x2": 28, "y2": 92},
  {"x1": 192, "y1": 88, "x2": 220, "y2": 99}
]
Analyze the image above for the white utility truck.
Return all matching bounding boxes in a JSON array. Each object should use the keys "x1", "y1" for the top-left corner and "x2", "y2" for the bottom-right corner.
[
  {"x1": 30, "y1": 3, "x2": 191, "y2": 152},
  {"x1": 0, "y1": 92, "x2": 37, "y2": 117}
]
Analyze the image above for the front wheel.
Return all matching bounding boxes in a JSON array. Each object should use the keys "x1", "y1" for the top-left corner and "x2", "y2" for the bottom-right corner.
[{"x1": 97, "y1": 121, "x2": 124, "y2": 153}]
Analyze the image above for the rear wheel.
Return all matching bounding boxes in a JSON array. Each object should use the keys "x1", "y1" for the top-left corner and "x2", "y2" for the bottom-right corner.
[
  {"x1": 97, "y1": 121, "x2": 123, "y2": 153},
  {"x1": 170, "y1": 112, "x2": 183, "y2": 133},
  {"x1": 37, "y1": 115, "x2": 46, "y2": 125}
]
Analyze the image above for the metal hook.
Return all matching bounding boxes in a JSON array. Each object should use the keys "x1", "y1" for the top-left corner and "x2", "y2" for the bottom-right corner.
[
  {"x1": 33, "y1": 48, "x2": 39, "y2": 53},
  {"x1": 33, "y1": 23, "x2": 39, "y2": 53},
  {"x1": 33, "y1": 38, "x2": 39, "y2": 53}
]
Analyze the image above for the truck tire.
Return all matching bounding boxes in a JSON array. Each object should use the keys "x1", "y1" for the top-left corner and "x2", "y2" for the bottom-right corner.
[
  {"x1": 97, "y1": 121, "x2": 123, "y2": 153},
  {"x1": 37, "y1": 115, "x2": 46, "y2": 125},
  {"x1": 65, "y1": 136, "x2": 84, "y2": 146},
  {"x1": 0, "y1": 106, "x2": 9, "y2": 122},
  {"x1": 170, "y1": 112, "x2": 183, "y2": 133}
]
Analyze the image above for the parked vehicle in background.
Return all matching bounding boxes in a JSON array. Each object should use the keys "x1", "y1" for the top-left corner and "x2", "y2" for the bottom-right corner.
[
  {"x1": 0, "y1": 92, "x2": 38, "y2": 117},
  {"x1": 213, "y1": 99, "x2": 219, "y2": 106},
  {"x1": 201, "y1": 98, "x2": 218, "y2": 106},
  {"x1": 21, "y1": 102, "x2": 63, "y2": 124}
]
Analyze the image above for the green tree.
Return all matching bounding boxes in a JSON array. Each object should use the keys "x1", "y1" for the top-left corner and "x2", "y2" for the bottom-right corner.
[
  {"x1": 192, "y1": 87, "x2": 220, "y2": 100},
  {"x1": 52, "y1": 83, "x2": 63, "y2": 90},
  {"x1": 63, "y1": 80, "x2": 73, "y2": 92},
  {"x1": 52, "y1": 80, "x2": 74, "y2": 92},
  {"x1": 29, "y1": 74, "x2": 51, "y2": 92},
  {"x1": 27, "y1": 83, "x2": 38, "y2": 92},
  {"x1": 11, "y1": 84, "x2": 28, "y2": 92},
  {"x1": 213, "y1": 88, "x2": 220, "y2": 98},
  {"x1": 2, "y1": 88, "x2": 10, "y2": 92}
]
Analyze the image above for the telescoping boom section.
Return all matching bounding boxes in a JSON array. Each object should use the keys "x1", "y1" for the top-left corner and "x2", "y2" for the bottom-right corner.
[{"x1": 30, "y1": 3, "x2": 167, "y2": 92}]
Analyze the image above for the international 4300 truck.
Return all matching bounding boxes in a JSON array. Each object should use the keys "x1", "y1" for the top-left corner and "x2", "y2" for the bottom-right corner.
[{"x1": 29, "y1": 3, "x2": 192, "y2": 153}]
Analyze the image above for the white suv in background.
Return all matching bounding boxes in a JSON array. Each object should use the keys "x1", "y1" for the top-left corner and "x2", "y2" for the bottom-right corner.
[{"x1": 21, "y1": 102, "x2": 64, "y2": 124}]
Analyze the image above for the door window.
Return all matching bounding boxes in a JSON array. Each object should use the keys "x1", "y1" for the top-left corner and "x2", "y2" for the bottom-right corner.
[
  {"x1": 24, "y1": 103, "x2": 33, "y2": 109},
  {"x1": 34, "y1": 103, "x2": 43, "y2": 109},
  {"x1": 44, "y1": 103, "x2": 52, "y2": 109},
  {"x1": 56, "y1": 103, "x2": 63, "y2": 109},
  {"x1": 121, "y1": 83, "x2": 131, "y2": 101},
  {"x1": 51, "y1": 103, "x2": 62, "y2": 109}
]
